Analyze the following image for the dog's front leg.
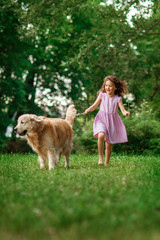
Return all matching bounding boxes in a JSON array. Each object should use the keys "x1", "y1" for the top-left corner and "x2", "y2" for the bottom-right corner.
[
  {"x1": 38, "y1": 156, "x2": 46, "y2": 169},
  {"x1": 48, "y1": 151, "x2": 56, "y2": 170}
]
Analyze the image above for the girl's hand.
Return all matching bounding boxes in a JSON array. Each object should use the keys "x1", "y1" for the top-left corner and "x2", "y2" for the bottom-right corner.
[
  {"x1": 84, "y1": 107, "x2": 91, "y2": 114},
  {"x1": 123, "y1": 111, "x2": 131, "y2": 117}
]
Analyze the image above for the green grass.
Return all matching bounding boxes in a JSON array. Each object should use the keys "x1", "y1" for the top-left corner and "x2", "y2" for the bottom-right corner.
[{"x1": 0, "y1": 153, "x2": 160, "y2": 240}]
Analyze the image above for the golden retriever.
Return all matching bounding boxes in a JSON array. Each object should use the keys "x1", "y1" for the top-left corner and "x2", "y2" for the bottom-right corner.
[{"x1": 14, "y1": 105, "x2": 77, "y2": 170}]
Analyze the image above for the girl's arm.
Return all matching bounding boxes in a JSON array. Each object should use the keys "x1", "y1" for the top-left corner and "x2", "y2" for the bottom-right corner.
[
  {"x1": 118, "y1": 100, "x2": 131, "y2": 117},
  {"x1": 85, "y1": 96, "x2": 101, "y2": 114}
]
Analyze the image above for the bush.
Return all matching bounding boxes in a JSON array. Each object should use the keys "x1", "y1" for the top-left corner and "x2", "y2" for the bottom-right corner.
[
  {"x1": 121, "y1": 100, "x2": 160, "y2": 154},
  {"x1": 5, "y1": 138, "x2": 32, "y2": 153},
  {"x1": 73, "y1": 118, "x2": 97, "y2": 154}
]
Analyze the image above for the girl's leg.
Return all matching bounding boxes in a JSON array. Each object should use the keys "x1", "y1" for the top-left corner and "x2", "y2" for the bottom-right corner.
[
  {"x1": 105, "y1": 141, "x2": 112, "y2": 166},
  {"x1": 98, "y1": 132, "x2": 105, "y2": 165}
]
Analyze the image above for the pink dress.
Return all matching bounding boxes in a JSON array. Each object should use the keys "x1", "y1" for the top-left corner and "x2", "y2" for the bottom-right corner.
[{"x1": 93, "y1": 91, "x2": 128, "y2": 144}]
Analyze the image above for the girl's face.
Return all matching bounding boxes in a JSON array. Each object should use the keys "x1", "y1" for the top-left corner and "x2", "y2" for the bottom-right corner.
[{"x1": 105, "y1": 80, "x2": 117, "y2": 96}]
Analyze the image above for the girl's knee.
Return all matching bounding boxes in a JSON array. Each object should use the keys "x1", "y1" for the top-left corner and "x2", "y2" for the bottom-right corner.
[{"x1": 98, "y1": 132, "x2": 105, "y2": 140}]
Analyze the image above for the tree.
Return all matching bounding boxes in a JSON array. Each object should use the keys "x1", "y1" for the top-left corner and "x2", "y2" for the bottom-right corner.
[
  {"x1": 0, "y1": 0, "x2": 27, "y2": 147},
  {"x1": 0, "y1": 0, "x2": 159, "y2": 151}
]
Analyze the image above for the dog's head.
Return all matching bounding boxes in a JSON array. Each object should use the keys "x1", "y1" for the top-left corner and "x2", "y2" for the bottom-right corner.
[{"x1": 14, "y1": 114, "x2": 45, "y2": 136}]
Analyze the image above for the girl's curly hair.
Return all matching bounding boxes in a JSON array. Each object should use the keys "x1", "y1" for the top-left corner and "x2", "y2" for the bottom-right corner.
[{"x1": 98, "y1": 75, "x2": 129, "y2": 97}]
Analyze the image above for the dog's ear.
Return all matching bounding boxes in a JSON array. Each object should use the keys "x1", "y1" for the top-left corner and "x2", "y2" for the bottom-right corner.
[{"x1": 30, "y1": 115, "x2": 44, "y2": 122}]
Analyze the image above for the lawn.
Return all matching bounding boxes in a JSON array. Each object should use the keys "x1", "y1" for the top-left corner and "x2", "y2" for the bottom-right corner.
[{"x1": 0, "y1": 153, "x2": 160, "y2": 240}]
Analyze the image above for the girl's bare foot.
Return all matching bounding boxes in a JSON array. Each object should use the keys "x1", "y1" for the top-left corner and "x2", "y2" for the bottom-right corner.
[
  {"x1": 104, "y1": 162, "x2": 109, "y2": 167},
  {"x1": 98, "y1": 159, "x2": 103, "y2": 165}
]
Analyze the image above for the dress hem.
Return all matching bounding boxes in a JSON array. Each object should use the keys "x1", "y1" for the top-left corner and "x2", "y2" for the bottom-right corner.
[{"x1": 93, "y1": 132, "x2": 128, "y2": 144}]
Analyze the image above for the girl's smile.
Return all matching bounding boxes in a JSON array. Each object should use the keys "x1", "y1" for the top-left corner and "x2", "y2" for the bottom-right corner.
[{"x1": 105, "y1": 80, "x2": 117, "y2": 97}]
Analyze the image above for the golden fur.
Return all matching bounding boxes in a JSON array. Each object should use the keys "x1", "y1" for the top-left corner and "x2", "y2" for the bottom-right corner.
[{"x1": 14, "y1": 105, "x2": 77, "y2": 170}]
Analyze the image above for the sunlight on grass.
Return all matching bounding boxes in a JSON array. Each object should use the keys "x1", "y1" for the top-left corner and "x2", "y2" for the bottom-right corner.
[{"x1": 0, "y1": 153, "x2": 160, "y2": 240}]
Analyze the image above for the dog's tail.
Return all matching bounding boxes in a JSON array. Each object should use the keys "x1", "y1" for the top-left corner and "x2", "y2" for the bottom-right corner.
[{"x1": 65, "y1": 104, "x2": 77, "y2": 127}]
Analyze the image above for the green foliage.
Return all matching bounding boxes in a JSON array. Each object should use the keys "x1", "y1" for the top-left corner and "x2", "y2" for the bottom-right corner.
[
  {"x1": 0, "y1": 0, "x2": 26, "y2": 140},
  {"x1": 0, "y1": 0, "x2": 160, "y2": 151},
  {"x1": 0, "y1": 153, "x2": 160, "y2": 240},
  {"x1": 74, "y1": 118, "x2": 97, "y2": 154},
  {"x1": 121, "y1": 100, "x2": 160, "y2": 154}
]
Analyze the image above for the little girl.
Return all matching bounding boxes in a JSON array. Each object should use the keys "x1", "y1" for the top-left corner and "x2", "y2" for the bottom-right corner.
[{"x1": 85, "y1": 75, "x2": 130, "y2": 166}]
